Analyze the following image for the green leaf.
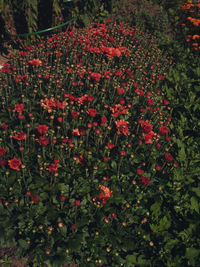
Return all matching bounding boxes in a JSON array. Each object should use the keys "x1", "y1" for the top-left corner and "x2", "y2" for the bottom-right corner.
[
  {"x1": 185, "y1": 247, "x2": 199, "y2": 265},
  {"x1": 150, "y1": 215, "x2": 171, "y2": 233},
  {"x1": 191, "y1": 187, "x2": 200, "y2": 197},
  {"x1": 150, "y1": 200, "x2": 162, "y2": 218},
  {"x1": 111, "y1": 160, "x2": 117, "y2": 170},
  {"x1": 18, "y1": 239, "x2": 29, "y2": 249},
  {"x1": 194, "y1": 85, "x2": 200, "y2": 92},
  {"x1": 126, "y1": 253, "x2": 150, "y2": 265},
  {"x1": 190, "y1": 196, "x2": 199, "y2": 213},
  {"x1": 196, "y1": 67, "x2": 200, "y2": 77}
]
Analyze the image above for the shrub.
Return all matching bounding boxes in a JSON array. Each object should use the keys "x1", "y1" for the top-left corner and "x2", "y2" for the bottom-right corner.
[{"x1": 0, "y1": 21, "x2": 179, "y2": 266}]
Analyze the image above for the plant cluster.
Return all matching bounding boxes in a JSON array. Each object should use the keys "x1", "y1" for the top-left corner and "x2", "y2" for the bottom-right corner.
[
  {"x1": 106, "y1": 0, "x2": 173, "y2": 46},
  {"x1": 0, "y1": 21, "x2": 179, "y2": 266},
  {"x1": 180, "y1": 0, "x2": 200, "y2": 52}
]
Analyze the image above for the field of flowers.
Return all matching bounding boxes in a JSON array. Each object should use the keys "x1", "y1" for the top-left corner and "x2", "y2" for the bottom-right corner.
[{"x1": 0, "y1": 0, "x2": 200, "y2": 266}]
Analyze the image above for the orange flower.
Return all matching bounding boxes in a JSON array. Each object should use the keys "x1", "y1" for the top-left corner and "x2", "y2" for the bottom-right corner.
[
  {"x1": 99, "y1": 185, "x2": 112, "y2": 198},
  {"x1": 28, "y1": 58, "x2": 42, "y2": 66},
  {"x1": 192, "y1": 35, "x2": 200, "y2": 39}
]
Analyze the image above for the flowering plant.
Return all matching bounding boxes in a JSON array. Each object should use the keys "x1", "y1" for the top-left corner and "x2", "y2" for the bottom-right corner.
[{"x1": 0, "y1": 20, "x2": 179, "y2": 265}]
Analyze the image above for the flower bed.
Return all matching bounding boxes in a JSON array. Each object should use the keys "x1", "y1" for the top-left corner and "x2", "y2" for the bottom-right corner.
[{"x1": 0, "y1": 21, "x2": 179, "y2": 266}]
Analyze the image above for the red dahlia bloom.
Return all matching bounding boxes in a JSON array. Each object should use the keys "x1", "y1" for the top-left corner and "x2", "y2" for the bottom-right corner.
[
  {"x1": 37, "y1": 125, "x2": 48, "y2": 135},
  {"x1": 31, "y1": 196, "x2": 39, "y2": 203},
  {"x1": 71, "y1": 112, "x2": 79, "y2": 119},
  {"x1": 60, "y1": 196, "x2": 66, "y2": 201},
  {"x1": 141, "y1": 175, "x2": 150, "y2": 185},
  {"x1": 0, "y1": 160, "x2": 6, "y2": 166},
  {"x1": 90, "y1": 72, "x2": 101, "y2": 82},
  {"x1": 159, "y1": 126, "x2": 169, "y2": 134},
  {"x1": 39, "y1": 136, "x2": 49, "y2": 146},
  {"x1": 2, "y1": 123, "x2": 8, "y2": 129},
  {"x1": 8, "y1": 158, "x2": 22, "y2": 171},
  {"x1": 14, "y1": 104, "x2": 24, "y2": 114},
  {"x1": 13, "y1": 132, "x2": 27, "y2": 141},
  {"x1": 165, "y1": 153, "x2": 173, "y2": 162},
  {"x1": 107, "y1": 142, "x2": 115, "y2": 149},
  {"x1": 117, "y1": 87, "x2": 125, "y2": 95},
  {"x1": 115, "y1": 119, "x2": 130, "y2": 136},
  {"x1": 155, "y1": 164, "x2": 162, "y2": 171},
  {"x1": 0, "y1": 147, "x2": 6, "y2": 157},
  {"x1": 87, "y1": 108, "x2": 97, "y2": 117}
]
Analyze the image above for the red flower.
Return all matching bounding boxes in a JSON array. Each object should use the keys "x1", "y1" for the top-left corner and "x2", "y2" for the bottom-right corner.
[
  {"x1": 140, "y1": 120, "x2": 153, "y2": 133},
  {"x1": 72, "y1": 128, "x2": 80, "y2": 136},
  {"x1": 165, "y1": 153, "x2": 173, "y2": 162},
  {"x1": 13, "y1": 132, "x2": 27, "y2": 141},
  {"x1": 117, "y1": 87, "x2": 125, "y2": 95},
  {"x1": 75, "y1": 200, "x2": 80, "y2": 206},
  {"x1": 90, "y1": 72, "x2": 101, "y2": 82},
  {"x1": 141, "y1": 175, "x2": 150, "y2": 185},
  {"x1": 104, "y1": 157, "x2": 109, "y2": 162},
  {"x1": 2, "y1": 123, "x2": 8, "y2": 129},
  {"x1": 115, "y1": 69, "x2": 122, "y2": 76},
  {"x1": 111, "y1": 213, "x2": 117, "y2": 219},
  {"x1": 144, "y1": 132, "x2": 154, "y2": 144},
  {"x1": 0, "y1": 147, "x2": 6, "y2": 157},
  {"x1": 163, "y1": 99, "x2": 170, "y2": 105},
  {"x1": 60, "y1": 196, "x2": 66, "y2": 201},
  {"x1": 28, "y1": 58, "x2": 42, "y2": 66},
  {"x1": 72, "y1": 111, "x2": 79, "y2": 119},
  {"x1": 8, "y1": 158, "x2": 22, "y2": 171},
  {"x1": 31, "y1": 196, "x2": 39, "y2": 203},
  {"x1": 159, "y1": 126, "x2": 169, "y2": 134},
  {"x1": 155, "y1": 164, "x2": 162, "y2": 171},
  {"x1": 87, "y1": 96, "x2": 94, "y2": 102},
  {"x1": 37, "y1": 125, "x2": 48, "y2": 135},
  {"x1": 137, "y1": 168, "x2": 143, "y2": 174},
  {"x1": 48, "y1": 163, "x2": 58, "y2": 173},
  {"x1": 14, "y1": 104, "x2": 24, "y2": 114},
  {"x1": 87, "y1": 108, "x2": 97, "y2": 117},
  {"x1": 115, "y1": 119, "x2": 130, "y2": 136},
  {"x1": 120, "y1": 150, "x2": 126, "y2": 156},
  {"x1": 39, "y1": 136, "x2": 49, "y2": 146},
  {"x1": 101, "y1": 116, "x2": 107, "y2": 123},
  {"x1": 0, "y1": 160, "x2": 6, "y2": 166},
  {"x1": 18, "y1": 114, "x2": 24, "y2": 120},
  {"x1": 72, "y1": 224, "x2": 76, "y2": 229},
  {"x1": 107, "y1": 142, "x2": 115, "y2": 149},
  {"x1": 57, "y1": 117, "x2": 63, "y2": 123}
]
